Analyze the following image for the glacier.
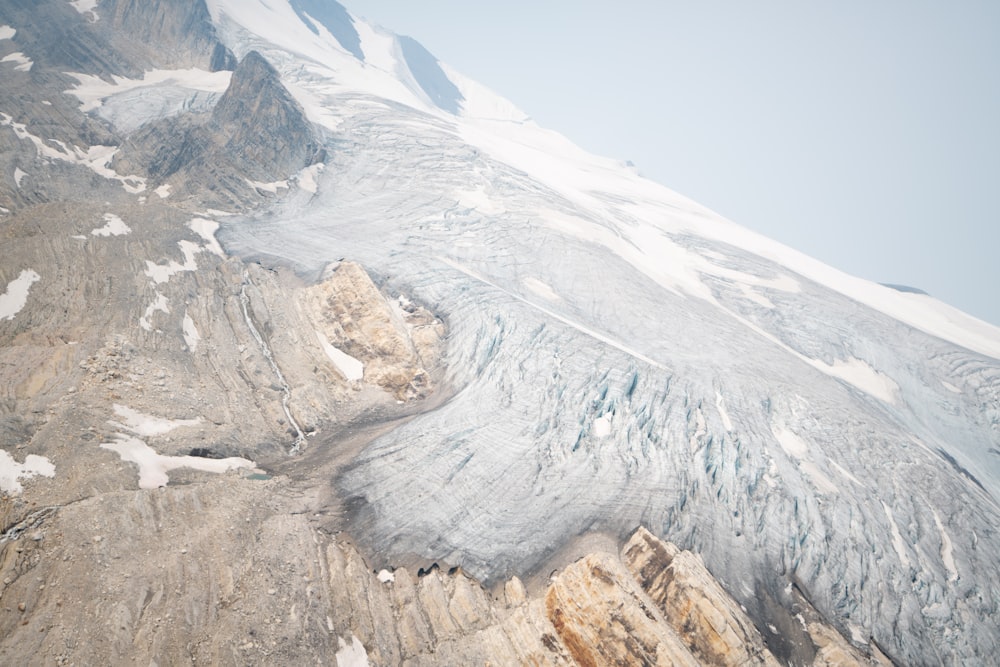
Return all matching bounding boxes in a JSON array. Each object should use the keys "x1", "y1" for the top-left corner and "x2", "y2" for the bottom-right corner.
[{"x1": 51, "y1": 0, "x2": 1000, "y2": 662}]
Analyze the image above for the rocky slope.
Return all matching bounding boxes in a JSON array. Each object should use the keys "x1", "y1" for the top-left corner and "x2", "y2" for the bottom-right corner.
[
  {"x1": 2, "y1": 487, "x2": 885, "y2": 667},
  {"x1": 3, "y1": 3, "x2": 832, "y2": 663},
  {"x1": 2, "y1": 0, "x2": 999, "y2": 665}
]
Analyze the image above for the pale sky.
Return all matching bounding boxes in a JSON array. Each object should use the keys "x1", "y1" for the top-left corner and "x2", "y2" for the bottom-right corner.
[{"x1": 349, "y1": 1, "x2": 1000, "y2": 327}]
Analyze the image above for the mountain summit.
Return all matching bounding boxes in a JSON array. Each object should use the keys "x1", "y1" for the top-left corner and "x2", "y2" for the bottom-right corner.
[{"x1": 1, "y1": 0, "x2": 998, "y2": 664}]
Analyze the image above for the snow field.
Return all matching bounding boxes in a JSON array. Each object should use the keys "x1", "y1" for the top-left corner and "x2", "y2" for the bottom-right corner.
[
  {"x1": 91, "y1": 213, "x2": 131, "y2": 237},
  {"x1": 0, "y1": 113, "x2": 146, "y2": 193},
  {"x1": 0, "y1": 449, "x2": 55, "y2": 494},
  {"x1": 101, "y1": 405, "x2": 255, "y2": 489},
  {"x1": 315, "y1": 331, "x2": 363, "y2": 381},
  {"x1": 1, "y1": 52, "x2": 32, "y2": 72},
  {"x1": 0, "y1": 269, "x2": 40, "y2": 320},
  {"x1": 65, "y1": 68, "x2": 232, "y2": 113}
]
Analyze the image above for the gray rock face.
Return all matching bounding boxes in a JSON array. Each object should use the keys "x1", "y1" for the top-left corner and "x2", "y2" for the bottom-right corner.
[
  {"x1": 113, "y1": 50, "x2": 321, "y2": 207},
  {"x1": 211, "y1": 50, "x2": 320, "y2": 179},
  {"x1": 102, "y1": 0, "x2": 235, "y2": 71},
  {"x1": 0, "y1": 0, "x2": 232, "y2": 79}
]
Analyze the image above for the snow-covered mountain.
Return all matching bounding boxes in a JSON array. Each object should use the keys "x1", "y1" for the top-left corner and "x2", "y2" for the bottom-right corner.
[{"x1": 2, "y1": 0, "x2": 999, "y2": 664}]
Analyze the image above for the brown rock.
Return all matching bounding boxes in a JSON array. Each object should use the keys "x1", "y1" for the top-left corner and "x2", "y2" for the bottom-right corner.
[
  {"x1": 298, "y1": 262, "x2": 443, "y2": 399},
  {"x1": 545, "y1": 553, "x2": 701, "y2": 667},
  {"x1": 623, "y1": 526, "x2": 781, "y2": 666}
]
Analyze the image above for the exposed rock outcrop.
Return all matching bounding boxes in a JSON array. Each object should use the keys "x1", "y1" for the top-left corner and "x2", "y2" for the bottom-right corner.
[
  {"x1": 210, "y1": 51, "x2": 318, "y2": 180},
  {"x1": 1, "y1": 502, "x2": 880, "y2": 666},
  {"x1": 298, "y1": 262, "x2": 444, "y2": 399},
  {"x1": 623, "y1": 527, "x2": 780, "y2": 666},
  {"x1": 103, "y1": 0, "x2": 236, "y2": 71},
  {"x1": 113, "y1": 50, "x2": 321, "y2": 207},
  {"x1": 0, "y1": 0, "x2": 232, "y2": 79}
]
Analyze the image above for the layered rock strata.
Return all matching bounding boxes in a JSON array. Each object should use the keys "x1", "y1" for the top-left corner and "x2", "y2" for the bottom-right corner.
[{"x1": 2, "y1": 483, "x2": 881, "y2": 667}]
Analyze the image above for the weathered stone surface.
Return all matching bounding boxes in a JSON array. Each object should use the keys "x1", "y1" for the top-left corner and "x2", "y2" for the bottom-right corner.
[
  {"x1": 113, "y1": 51, "x2": 321, "y2": 207},
  {"x1": 210, "y1": 51, "x2": 318, "y2": 179},
  {"x1": 298, "y1": 261, "x2": 445, "y2": 399},
  {"x1": 0, "y1": 0, "x2": 231, "y2": 79},
  {"x1": 624, "y1": 527, "x2": 781, "y2": 666},
  {"x1": 102, "y1": 0, "x2": 235, "y2": 71},
  {"x1": 545, "y1": 552, "x2": 701, "y2": 667}
]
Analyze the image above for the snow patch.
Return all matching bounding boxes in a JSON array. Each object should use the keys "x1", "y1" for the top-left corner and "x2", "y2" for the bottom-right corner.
[
  {"x1": 335, "y1": 635, "x2": 369, "y2": 667},
  {"x1": 188, "y1": 218, "x2": 225, "y2": 257},
  {"x1": 772, "y1": 423, "x2": 809, "y2": 459},
  {"x1": 90, "y1": 213, "x2": 131, "y2": 237},
  {"x1": 0, "y1": 25, "x2": 15, "y2": 40},
  {"x1": 808, "y1": 356, "x2": 898, "y2": 404},
  {"x1": 297, "y1": 162, "x2": 324, "y2": 194},
  {"x1": 377, "y1": 569, "x2": 395, "y2": 584},
  {"x1": 65, "y1": 68, "x2": 231, "y2": 113},
  {"x1": 0, "y1": 269, "x2": 40, "y2": 320},
  {"x1": 455, "y1": 187, "x2": 505, "y2": 215},
  {"x1": 1, "y1": 52, "x2": 32, "y2": 72},
  {"x1": 593, "y1": 415, "x2": 612, "y2": 438},
  {"x1": 940, "y1": 380, "x2": 962, "y2": 394},
  {"x1": 829, "y1": 460, "x2": 861, "y2": 486},
  {"x1": 522, "y1": 277, "x2": 560, "y2": 302},
  {"x1": 798, "y1": 461, "x2": 839, "y2": 494},
  {"x1": 199, "y1": 208, "x2": 232, "y2": 217},
  {"x1": 316, "y1": 331, "x2": 364, "y2": 381},
  {"x1": 13, "y1": 167, "x2": 27, "y2": 187},
  {"x1": 737, "y1": 282, "x2": 775, "y2": 308},
  {"x1": 101, "y1": 405, "x2": 251, "y2": 488},
  {"x1": 0, "y1": 113, "x2": 146, "y2": 193},
  {"x1": 247, "y1": 178, "x2": 289, "y2": 194},
  {"x1": 772, "y1": 422, "x2": 838, "y2": 493},
  {"x1": 715, "y1": 391, "x2": 734, "y2": 431},
  {"x1": 68, "y1": 0, "x2": 98, "y2": 20},
  {"x1": 139, "y1": 292, "x2": 169, "y2": 331},
  {"x1": 931, "y1": 509, "x2": 958, "y2": 582},
  {"x1": 0, "y1": 450, "x2": 55, "y2": 494},
  {"x1": 154, "y1": 184, "x2": 171, "y2": 199},
  {"x1": 101, "y1": 434, "x2": 253, "y2": 489},
  {"x1": 144, "y1": 240, "x2": 201, "y2": 284},
  {"x1": 112, "y1": 404, "x2": 201, "y2": 437},
  {"x1": 183, "y1": 313, "x2": 201, "y2": 352},
  {"x1": 882, "y1": 501, "x2": 911, "y2": 568}
]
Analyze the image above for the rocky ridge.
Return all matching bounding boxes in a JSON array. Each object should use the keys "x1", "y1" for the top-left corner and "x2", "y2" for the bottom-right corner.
[
  {"x1": 1, "y1": 485, "x2": 884, "y2": 666},
  {"x1": 2, "y1": 0, "x2": 997, "y2": 664}
]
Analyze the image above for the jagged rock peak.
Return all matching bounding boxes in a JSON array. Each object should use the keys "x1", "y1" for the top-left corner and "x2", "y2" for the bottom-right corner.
[
  {"x1": 214, "y1": 51, "x2": 292, "y2": 123},
  {"x1": 211, "y1": 50, "x2": 321, "y2": 178}
]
